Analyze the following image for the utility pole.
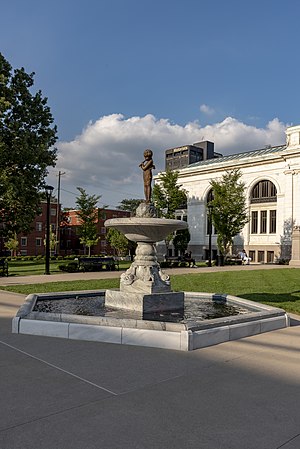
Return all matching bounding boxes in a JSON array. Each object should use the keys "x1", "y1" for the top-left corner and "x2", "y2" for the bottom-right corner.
[{"x1": 55, "y1": 171, "x2": 65, "y2": 255}]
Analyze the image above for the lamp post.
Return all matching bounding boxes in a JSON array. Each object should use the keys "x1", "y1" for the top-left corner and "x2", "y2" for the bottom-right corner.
[
  {"x1": 207, "y1": 203, "x2": 213, "y2": 267},
  {"x1": 44, "y1": 185, "x2": 54, "y2": 275}
]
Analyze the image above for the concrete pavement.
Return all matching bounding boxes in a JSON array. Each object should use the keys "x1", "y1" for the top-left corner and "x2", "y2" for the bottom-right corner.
[{"x1": 0, "y1": 267, "x2": 300, "y2": 448}]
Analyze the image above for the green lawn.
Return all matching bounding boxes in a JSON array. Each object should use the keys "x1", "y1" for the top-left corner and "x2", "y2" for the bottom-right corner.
[
  {"x1": 7, "y1": 260, "x2": 68, "y2": 276},
  {"x1": 6, "y1": 259, "x2": 131, "y2": 276},
  {"x1": 2, "y1": 267, "x2": 300, "y2": 315}
]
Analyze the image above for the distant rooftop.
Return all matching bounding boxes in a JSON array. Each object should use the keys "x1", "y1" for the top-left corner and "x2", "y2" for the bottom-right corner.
[{"x1": 180, "y1": 144, "x2": 287, "y2": 170}]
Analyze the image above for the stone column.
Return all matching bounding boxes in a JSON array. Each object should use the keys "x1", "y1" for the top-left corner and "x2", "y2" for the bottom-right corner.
[{"x1": 289, "y1": 226, "x2": 300, "y2": 266}]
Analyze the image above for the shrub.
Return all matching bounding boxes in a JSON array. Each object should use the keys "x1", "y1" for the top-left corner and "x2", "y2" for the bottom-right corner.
[
  {"x1": 58, "y1": 262, "x2": 78, "y2": 273},
  {"x1": 160, "y1": 261, "x2": 169, "y2": 268},
  {"x1": 276, "y1": 258, "x2": 290, "y2": 265}
]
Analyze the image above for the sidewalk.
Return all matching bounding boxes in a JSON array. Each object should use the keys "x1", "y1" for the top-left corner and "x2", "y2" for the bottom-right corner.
[
  {"x1": 1, "y1": 268, "x2": 300, "y2": 449},
  {"x1": 0, "y1": 262, "x2": 290, "y2": 285}
]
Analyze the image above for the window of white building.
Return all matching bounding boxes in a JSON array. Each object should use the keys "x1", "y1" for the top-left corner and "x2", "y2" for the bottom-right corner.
[{"x1": 250, "y1": 181, "x2": 277, "y2": 235}]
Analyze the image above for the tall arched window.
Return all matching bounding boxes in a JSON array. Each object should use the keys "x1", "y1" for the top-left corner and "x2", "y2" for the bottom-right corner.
[
  {"x1": 250, "y1": 180, "x2": 277, "y2": 234},
  {"x1": 251, "y1": 180, "x2": 277, "y2": 204}
]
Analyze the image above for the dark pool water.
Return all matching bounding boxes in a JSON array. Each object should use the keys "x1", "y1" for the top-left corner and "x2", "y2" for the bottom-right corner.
[{"x1": 33, "y1": 295, "x2": 251, "y2": 324}]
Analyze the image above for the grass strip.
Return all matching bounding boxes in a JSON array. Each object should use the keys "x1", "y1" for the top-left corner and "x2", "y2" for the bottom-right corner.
[{"x1": 1, "y1": 268, "x2": 300, "y2": 315}]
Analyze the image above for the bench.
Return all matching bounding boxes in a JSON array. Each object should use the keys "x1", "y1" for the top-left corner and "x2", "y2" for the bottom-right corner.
[
  {"x1": 225, "y1": 255, "x2": 243, "y2": 265},
  {"x1": 0, "y1": 258, "x2": 8, "y2": 276},
  {"x1": 164, "y1": 256, "x2": 191, "y2": 268},
  {"x1": 76, "y1": 257, "x2": 119, "y2": 272}
]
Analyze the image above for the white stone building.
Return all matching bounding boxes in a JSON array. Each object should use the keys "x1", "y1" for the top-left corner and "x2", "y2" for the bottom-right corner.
[{"x1": 157, "y1": 124, "x2": 300, "y2": 263}]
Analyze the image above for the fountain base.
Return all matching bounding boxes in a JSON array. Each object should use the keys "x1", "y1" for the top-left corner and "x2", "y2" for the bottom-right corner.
[
  {"x1": 12, "y1": 291, "x2": 289, "y2": 351},
  {"x1": 105, "y1": 289, "x2": 184, "y2": 313}
]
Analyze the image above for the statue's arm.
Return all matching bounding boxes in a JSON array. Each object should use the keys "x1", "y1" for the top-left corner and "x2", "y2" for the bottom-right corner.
[{"x1": 140, "y1": 160, "x2": 155, "y2": 171}]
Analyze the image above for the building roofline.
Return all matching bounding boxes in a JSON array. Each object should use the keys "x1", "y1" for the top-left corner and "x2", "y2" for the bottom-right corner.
[{"x1": 175, "y1": 144, "x2": 288, "y2": 173}]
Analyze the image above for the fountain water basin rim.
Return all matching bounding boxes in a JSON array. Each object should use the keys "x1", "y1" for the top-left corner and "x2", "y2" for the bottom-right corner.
[{"x1": 12, "y1": 290, "x2": 289, "y2": 351}]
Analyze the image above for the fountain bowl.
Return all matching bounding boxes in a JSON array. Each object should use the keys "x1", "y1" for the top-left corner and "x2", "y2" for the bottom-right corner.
[{"x1": 105, "y1": 217, "x2": 188, "y2": 243}]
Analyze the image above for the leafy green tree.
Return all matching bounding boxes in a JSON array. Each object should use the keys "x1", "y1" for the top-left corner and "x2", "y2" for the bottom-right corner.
[
  {"x1": 173, "y1": 228, "x2": 191, "y2": 256},
  {"x1": 117, "y1": 198, "x2": 143, "y2": 215},
  {"x1": 0, "y1": 53, "x2": 57, "y2": 237},
  {"x1": 152, "y1": 170, "x2": 188, "y2": 253},
  {"x1": 209, "y1": 169, "x2": 249, "y2": 256},
  {"x1": 4, "y1": 232, "x2": 19, "y2": 256},
  {"x1": 43, "y1": 230, "x2": 58, "y2": 255},
  {"x1": 75, "y1": 187, "x2": 100, "y2": 256},
  {"x1": 106, "y1": 228, "x2": 129, "y2": 257},
  {"x1": 152, "y1": 170, "x2": 187, "y2": 218}
]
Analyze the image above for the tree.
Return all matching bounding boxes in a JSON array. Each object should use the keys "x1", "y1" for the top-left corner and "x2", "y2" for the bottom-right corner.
[
  {"x1": 209, "y1": 169, "x2": 249, "y2": 256},
  {"x1": 4, "y1": 233, "x2": 19, "y2": 256},
  {"x1": 75, "y1": 187, "x2": 100, "y2": 256},
  {"x1": 152, "y1": 170, "x2": 187, "y2": 218},
  {"x1": 106, "y1": 228, "x2": 129, "y2": 257},
  {"x1": 117, "y1": 198, "x2": 143, "y2": 215},
  {"x1": 173, "y1": 228, "x2": 191, "y2": 256},
  {"x1": 43, "y1": 230, "x2": 58, "y2": 255},
  {"x1": 152, "y1": 170, "x2": 188, "y2": 253},
  {"x1": 0, "y1": 53, "x2": 57, "y2": 237}
]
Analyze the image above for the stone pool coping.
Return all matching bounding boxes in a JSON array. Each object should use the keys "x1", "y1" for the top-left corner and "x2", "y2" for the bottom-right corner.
[{"x1": 12, "y1": 290, "x2": 289, "y2": 351}]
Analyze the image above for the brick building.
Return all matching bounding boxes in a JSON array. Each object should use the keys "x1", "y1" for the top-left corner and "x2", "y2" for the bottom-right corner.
[
  {"x1": 16, "y1": 199, "x2": 58, "y2": 257},
  {"x1": 60, "y1": 208, "x2": 130, "y2": 256},
  {"x1": 0, "y1": 202, "x2": 130, "y2": 257}
]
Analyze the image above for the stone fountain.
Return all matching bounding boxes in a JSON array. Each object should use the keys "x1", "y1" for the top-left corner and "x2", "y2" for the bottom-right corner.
[
  {"x1": 12, "y1": 150, "x2": 290, "y2": 351},
  {"x1": 105, "y1": 202, "x2": 188, "y2": 314}
]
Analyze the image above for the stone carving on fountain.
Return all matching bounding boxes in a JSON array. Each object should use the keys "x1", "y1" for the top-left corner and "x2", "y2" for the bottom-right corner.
[{"x1": 120, "y1": 203, "x2": 171, "y2": 294}]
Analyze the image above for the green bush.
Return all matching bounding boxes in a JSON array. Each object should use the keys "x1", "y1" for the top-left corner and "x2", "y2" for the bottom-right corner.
[
  {"x1": 64, "y1": 255, "x2": 77, "y2": 260},
  {"x1": 160, "y1": 261, "x2": 169, "y2": 268},
  {"x1": 276, "y1": 258, "x2": 290, "y2": 265},
  {"x1": 58, "y1": 262, "x2": 78, "y2": 273}
]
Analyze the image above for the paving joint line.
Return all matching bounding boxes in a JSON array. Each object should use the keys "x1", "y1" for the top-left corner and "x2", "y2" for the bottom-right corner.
[
  {"x1": 275, "y1": 432, "x2": 300, "y2": 449},
  {"x1": 0, "y1": 395, "x2": 117, "y2": 434},
  {"x1": 0, "y1": 339, "x2": 118, "y2": 396}
]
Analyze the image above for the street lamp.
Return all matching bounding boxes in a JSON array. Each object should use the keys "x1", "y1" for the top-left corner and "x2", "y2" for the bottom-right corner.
[
  {"x1": 207, "y1": 203, "x2": 213, "y2": 267},
  {"x1": 44, "y1": 185, "x2": 54, "y2": 275}
]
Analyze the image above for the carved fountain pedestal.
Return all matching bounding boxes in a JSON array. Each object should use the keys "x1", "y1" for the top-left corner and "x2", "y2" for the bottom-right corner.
[{"x1": 105, "y1": 204, "x2": 188, "y2": 314}]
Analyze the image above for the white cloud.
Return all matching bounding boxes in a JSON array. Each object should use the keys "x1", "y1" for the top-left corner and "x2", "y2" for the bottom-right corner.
[
  {"x1": 200, "y1": 104, "x2": 215, "y2": 115},
  {"x1": 47, "y1": 114, "x2": 287, "y2": 209}
]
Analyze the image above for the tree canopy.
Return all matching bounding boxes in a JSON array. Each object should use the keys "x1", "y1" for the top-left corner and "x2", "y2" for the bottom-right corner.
[
  {"x1": 152, "y1": 170, "x2": 187, "y2": 218},
  {"x1": 106, "y1": 228, "x2": 129, "y2": 257},
  {"x1": 75, "y1": 187, "x2": 100, "y2": 256},
  {"x1": 209, "y1": 169, "x2": 249, "y2": 256},
  {"x1": 0, "y1": 53, "x2": 57, "y2": 237},
  {"x1": 117, "y1": 198, "x2": 143, "y2": 215},
  {"x1": 173, "y1": 228, "x2": 191, "y2": 256}
]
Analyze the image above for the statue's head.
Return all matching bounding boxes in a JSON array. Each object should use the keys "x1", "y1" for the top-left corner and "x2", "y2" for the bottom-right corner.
[{"x1": 144, "y1": 149, "x2": 153, "y2": 160}]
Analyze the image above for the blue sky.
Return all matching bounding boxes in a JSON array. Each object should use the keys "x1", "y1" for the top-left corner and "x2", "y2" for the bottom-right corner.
[{"x1": 2, "y1": 0, "x2": 300, "y2": 208}]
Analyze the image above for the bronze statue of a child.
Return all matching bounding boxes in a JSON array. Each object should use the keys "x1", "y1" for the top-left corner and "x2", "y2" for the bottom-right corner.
[{"x1": 139, "y1": 149, "x2": 155, "y2": 203}]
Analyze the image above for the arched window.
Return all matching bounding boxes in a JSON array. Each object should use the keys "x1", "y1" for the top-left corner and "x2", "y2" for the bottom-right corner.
[
  {"x1": 250, "y1": 180, "x2": 277, "y2": 204},
  {"x1": 207, "y1": 189, "x2": 214, "y2": 204},
  {"x1": 250, "y1": 180, "x2": 277, "y2": 235}
]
